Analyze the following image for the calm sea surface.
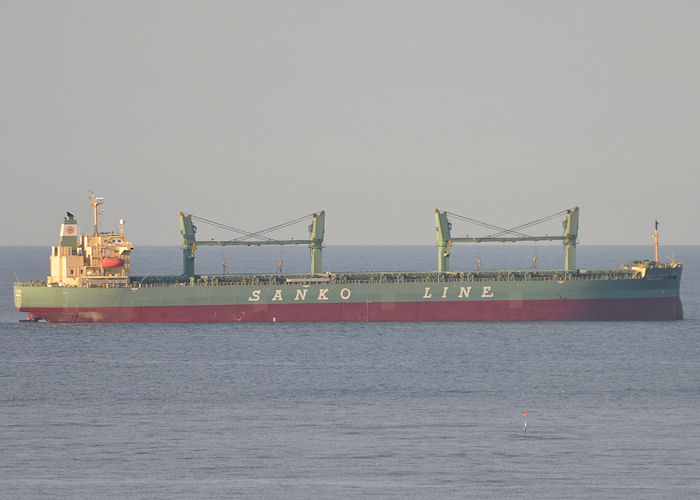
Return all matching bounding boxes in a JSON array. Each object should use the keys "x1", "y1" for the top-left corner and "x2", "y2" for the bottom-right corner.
[{"x1": 1, "y1": 245, "x2": 699, "y2": 498}]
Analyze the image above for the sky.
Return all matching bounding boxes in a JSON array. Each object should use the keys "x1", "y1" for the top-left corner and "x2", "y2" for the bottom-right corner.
[{"x1": 1, "y1": 1, "x2": 698, "y2": 247}]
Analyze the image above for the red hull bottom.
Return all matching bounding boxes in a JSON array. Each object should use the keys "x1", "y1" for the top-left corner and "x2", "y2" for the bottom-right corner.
[{"x1": 26, "y1": 297, "x2": 683, "y2": 323}]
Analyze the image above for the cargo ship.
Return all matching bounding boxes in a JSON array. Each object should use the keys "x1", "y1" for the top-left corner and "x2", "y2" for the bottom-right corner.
[{"x1": 14, "y1": 192, "x2": 683, "y2": 323}]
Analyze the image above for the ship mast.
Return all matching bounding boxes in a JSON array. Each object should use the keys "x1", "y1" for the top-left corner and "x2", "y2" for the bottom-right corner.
[
  {"x1": 89, "y1": 190, "x2": 104, "y2": 235},
  {"x1": 653, "y1": 220, "x2": 659, "y2": 262}
]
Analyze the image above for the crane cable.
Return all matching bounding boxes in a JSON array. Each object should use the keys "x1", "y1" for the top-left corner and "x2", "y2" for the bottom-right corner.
[
  {"x1": 444, "y1": 209, "x2": 570, "y2": 239},
  {"x1": 188, "y1": 213, "x2": 318, "y2": 243}
]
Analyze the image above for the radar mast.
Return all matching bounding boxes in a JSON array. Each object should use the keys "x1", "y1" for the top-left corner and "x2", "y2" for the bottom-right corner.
[{"x1": 89, "y1": 190, "x2": 104, "y2": 235}]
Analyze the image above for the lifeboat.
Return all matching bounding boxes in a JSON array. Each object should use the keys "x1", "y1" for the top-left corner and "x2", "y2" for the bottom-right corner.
[{"x1": 101, "y1": 256, "x2": 124, "y2": 269}]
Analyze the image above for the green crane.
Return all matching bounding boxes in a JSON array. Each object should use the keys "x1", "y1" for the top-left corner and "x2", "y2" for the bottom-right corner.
[
  {"x1": 179, "y1": 211, "x2": 325, "y2": 278},
  {"x1": 435, "y1": 207, "x2": 579, "y2": 272}
]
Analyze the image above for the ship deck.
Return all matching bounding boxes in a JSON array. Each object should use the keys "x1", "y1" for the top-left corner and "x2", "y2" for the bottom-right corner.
[{"x1": 16, "y1": 268, "x2": 645, "y2": 289}]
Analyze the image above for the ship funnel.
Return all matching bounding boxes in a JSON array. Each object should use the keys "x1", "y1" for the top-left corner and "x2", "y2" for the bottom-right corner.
[{"x1": 59, "y1": 215, "x2": 79, "y2": 252}]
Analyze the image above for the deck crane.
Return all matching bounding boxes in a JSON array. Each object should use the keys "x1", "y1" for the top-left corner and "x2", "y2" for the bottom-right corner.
[
  {"x1": 434, "y1": 207, "x2": 579, "y2": 272},
  {"x1": 179, "y1": 211, "x2": 325, "y2": 278}
]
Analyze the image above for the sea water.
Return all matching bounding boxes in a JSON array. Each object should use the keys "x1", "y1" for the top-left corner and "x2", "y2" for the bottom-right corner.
[{"x1": 1, "y1": 245, "x2": 699, "y2": 498}]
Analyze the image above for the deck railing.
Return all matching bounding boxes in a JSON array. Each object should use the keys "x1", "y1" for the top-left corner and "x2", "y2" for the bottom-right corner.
[{"x1": 15, "y1": 269, "x2": 641, "y2": 289}]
